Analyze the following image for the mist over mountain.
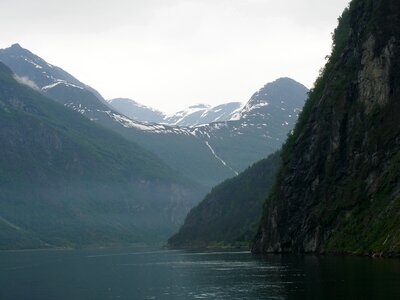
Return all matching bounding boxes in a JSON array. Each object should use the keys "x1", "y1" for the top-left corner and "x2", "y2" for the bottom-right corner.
[
  {"x1": 2, "y1": 1, "x2": 400, "y2": 298},
  {"x1": 0, "y1": 62, "x2": 203, "y2": 249}
]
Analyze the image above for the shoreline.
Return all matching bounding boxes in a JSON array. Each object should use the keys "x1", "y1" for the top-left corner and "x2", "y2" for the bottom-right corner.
[{"x1": 0, "y1": 242, "x2": 160, "y2": 253}]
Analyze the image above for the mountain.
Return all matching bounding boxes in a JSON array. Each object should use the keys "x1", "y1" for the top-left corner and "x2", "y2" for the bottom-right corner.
[
  {"x1": 0, "y1": 44, "x2": 308, "y2": 189},
  {"x1": 230, "y1": 77, "x2": 305, "y2": 124},
  {"x1": 0, "y1": 43, "x2": 108, "y2": 106},
  {"x1": 0, "y1": 62, "x2": 202, "y2": 249},
  {"x1": 168, "y1": 151, "x2": 281, "y2": 249},
  {"x1": 107, "y1": 99, "x2": 243, "y2": 127},
  {"x1": 0, "y1": 44, "x2": 235, "y2": 188},
  {"x1": 108, "y1": 98, "x2": 166, "y2": 123},
  {"x1": 125, "y1": 78, "x2": 307, "y2": 187},
  {"x1": 188, "y1": 78, "x2": 308, "y2": 173},
  {"x1": 162, "y1": 102, "x2": 242, "y2": 127},
  {"x1": 252, "y1": 0, "x2": 400, "y2": 256}
]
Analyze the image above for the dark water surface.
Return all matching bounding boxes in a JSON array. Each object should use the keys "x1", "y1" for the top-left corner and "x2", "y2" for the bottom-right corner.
[{"x1": 0, "y1": 248, "x2": 399, "y2": 299}]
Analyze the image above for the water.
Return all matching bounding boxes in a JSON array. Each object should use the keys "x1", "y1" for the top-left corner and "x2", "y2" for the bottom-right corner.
[{"x1": 0, "y1": 248, "x2": 399, "y2": 300}]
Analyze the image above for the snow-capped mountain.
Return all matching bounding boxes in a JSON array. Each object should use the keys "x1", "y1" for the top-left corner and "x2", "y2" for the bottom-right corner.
[
  {"x1": 231, "y1": 77, "x2": 305, "y2": 123},
  {"x1": 162, "y1": 102, "x2": 242, "y2": 127},
  {"x1": 108, "y1": 98, "x2": 166, "y2": 123},
  {"x1": 185, "y1": 78, "x2": 308, "y2": 173},
  {"x1": 163, "y1": 104, "x2": 211, "y2": 126},
  {"x1": 107, "y1": 100, "x2": 243, "y2": 127},
  {"x1": 0, "y1": 44, "x2": 308, "y2": 190},
  {"x1": 0, "y1": 44, "x2": 182, "y2": 134}
]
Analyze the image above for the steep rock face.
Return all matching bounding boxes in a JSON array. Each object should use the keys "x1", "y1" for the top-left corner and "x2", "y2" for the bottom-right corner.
[{"x1": 253, "y1": 0, "x2": 400, "y2": 255}]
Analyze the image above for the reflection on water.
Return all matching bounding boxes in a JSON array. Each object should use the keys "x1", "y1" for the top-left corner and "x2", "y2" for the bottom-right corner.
[{"x1": 0, "y1": 248, "x2": 399, "y2": 299}]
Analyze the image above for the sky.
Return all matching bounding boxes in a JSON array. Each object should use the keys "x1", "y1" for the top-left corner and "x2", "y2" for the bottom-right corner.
[{"x1": 0, "y1": 0, "x2": 350, "y2": 113}]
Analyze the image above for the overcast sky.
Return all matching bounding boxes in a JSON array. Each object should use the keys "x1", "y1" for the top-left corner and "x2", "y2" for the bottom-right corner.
[{"x1": 0, "y1": 0, "x2": 349, "y2": 113}]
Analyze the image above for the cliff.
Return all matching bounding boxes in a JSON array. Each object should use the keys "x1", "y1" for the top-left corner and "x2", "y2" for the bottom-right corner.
[{"x1": 252, "y1": 0, "x2": 400, "y2": 256}]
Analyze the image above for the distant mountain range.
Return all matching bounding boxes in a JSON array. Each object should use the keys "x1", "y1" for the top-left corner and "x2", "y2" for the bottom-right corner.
[
  {"x1": 108, "y1": 99, "x2": 242, "y2": 126},
  {"x1": 0, "y1": 44, "x2": 308, "y2": 189},
  {"x1": 163, "y1": 102, "x2": 242, "y2": 127},
  {"x1": 110, "y1": 78, "x2": 308, "y2": 175}
]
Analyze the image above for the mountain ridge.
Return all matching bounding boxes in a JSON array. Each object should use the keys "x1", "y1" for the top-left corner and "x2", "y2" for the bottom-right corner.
[
  {"x1": 0, "y1": 44, "x2": 308, "y2": 190},
  {"x1": 107, "y1": 98, "x2": 244, "y2": 127}
]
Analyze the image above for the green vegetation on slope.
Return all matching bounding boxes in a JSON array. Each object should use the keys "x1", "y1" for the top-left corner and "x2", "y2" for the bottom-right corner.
[
  {"x1": 0, "y1": 62, "x2": 201, "y2": 249},
  {"x1": 168, "y1": 152, "x2": 281, "y2": 249}
]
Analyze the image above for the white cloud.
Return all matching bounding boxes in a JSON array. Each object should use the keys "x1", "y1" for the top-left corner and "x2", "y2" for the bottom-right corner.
[{"x1": 13, "y1": 75, "x2": 40, "y2": 91}]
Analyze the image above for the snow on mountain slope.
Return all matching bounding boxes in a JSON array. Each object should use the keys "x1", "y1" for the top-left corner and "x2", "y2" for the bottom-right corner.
[
  {"x1": 185, "y1": 78, "x2": 309, "y2": 172},
  {"x1": 162, "y1": 102, "x2": 242, "y2": 127},
  {"x1": 163, "y1": 104, "x2": 210, "y2": 126},
  {"x1": 107, "y1": 98, "x2": 243, "y2": 127},
  {"x1": 0, "y1": 44, "x2": 193, "y2": 136},
  {"x1": 231, "y1": 77, "x2": 305, "y2": 123}
]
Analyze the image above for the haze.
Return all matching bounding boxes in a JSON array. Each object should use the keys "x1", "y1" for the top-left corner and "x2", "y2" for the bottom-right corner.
[{"x1": 0, "y1": 0, "x2": 349, "y2": 113}]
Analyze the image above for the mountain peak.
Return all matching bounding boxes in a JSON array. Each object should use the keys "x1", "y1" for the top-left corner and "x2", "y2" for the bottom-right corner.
[
  {"x1": 4, "y1": 43, "x2": 32, "y2": 56},
  {"x1": 110, "y1": 98, "x2": 139, "y2": 105},
  {"x1": 272, "y1": 77, "x2": 301, "y2": 84},
  {"x1": 235, "y1": 77, "x2": 308, "y2": 120},
  {"x1": 10, "y1": 43, "x2": 22, "y2": 49},
  {"x1": 258, "y1": 77, "x2": 308, "y2": 95}
]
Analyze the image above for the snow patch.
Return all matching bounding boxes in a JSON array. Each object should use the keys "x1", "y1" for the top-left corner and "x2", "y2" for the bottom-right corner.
[
  {"x1": 205, "y1": 141, "x2": 238, "y2": 175},
  {"x1": 107, "y1": 111, "x2": 193, "y2": 135},
  {"x1": 23, "y1": 57, "x2": 43, "y2": 69},
  {"x1": 42, "y1": 80, "x2": 84, "y2": 90}
]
